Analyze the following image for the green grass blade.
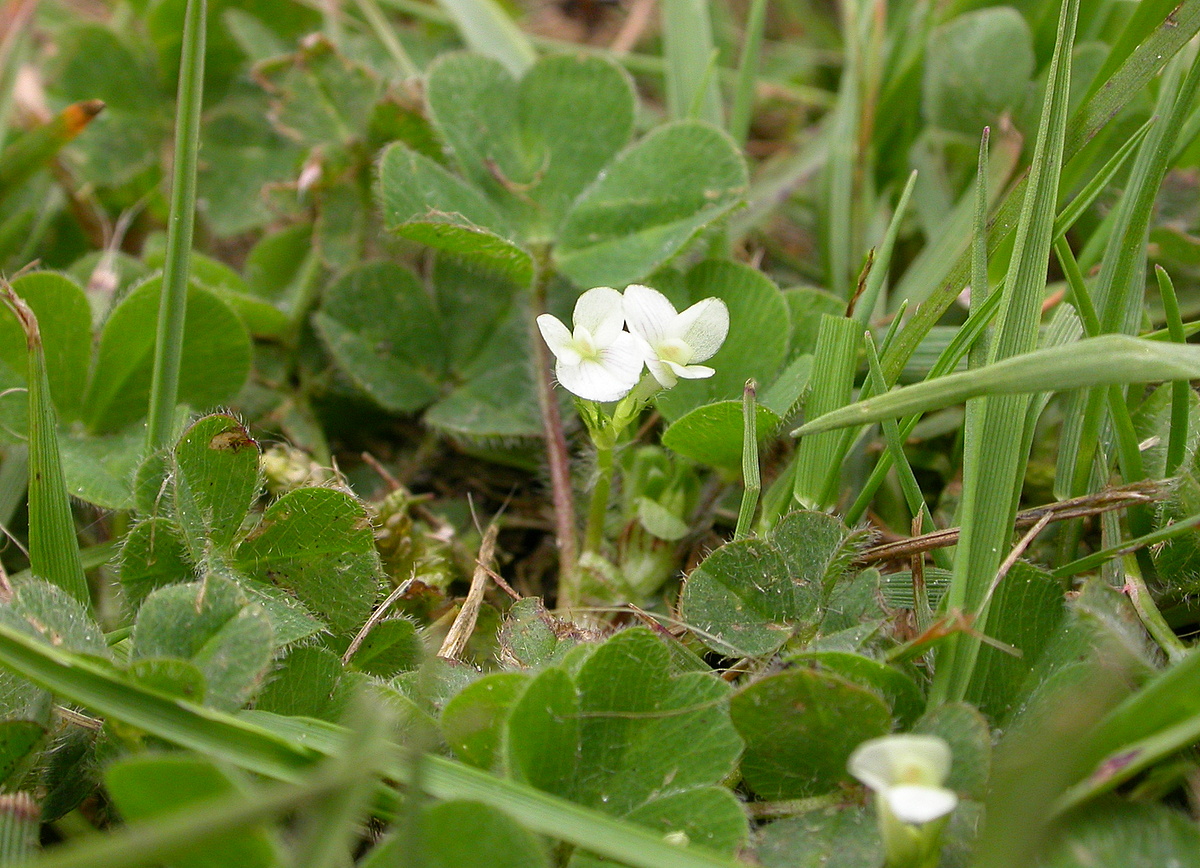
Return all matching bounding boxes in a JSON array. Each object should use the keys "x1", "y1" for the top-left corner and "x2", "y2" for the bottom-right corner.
[
  {"x1": 1053, "y1": 116, "x2": 1152, "y2": 239},
  {"x1": 852, "y1": 169, "x2": 917, "y2": 329},
  {"x1": 292, "y1": 699, "x2": 396, "y2": 868},
  {"x1": 1057, "y1": 53, "x2": 1200, "y2": 506},
  {"x1": 0, "y1": 286, "x2": 88, "y2": 605},
  {"x1": 30, "y1": 749, "x2": 373, "y2": 868},
  {"x1": 435, "y1": 0, "x2": 535, "y2": 77},
  {"x1": 931, "y1": 0, "x2": 1080, "y2": 705},
  {"x1": 1051, "y1": 509, "x2": 1200, "y2": 580},
  {"x1": 729, "y1": 0, "x2": 768, "y2": 145},
  {"x1": 0, "y1": 623, "x2": 747, "y2": 868},
  {"x1": 1087, "y1": 0, "x2": 1180, "y2": 99},
  {"x1": 796, "y1": 335, "x2": 1200, "y2": 436},
  {"x1": 880, "y1": 0, "x2": 1200, "y2": 385},
  {"x1": 661, "y1": 0, "x2": 724, "y2": 127},
  {"x1": 890, "y1": 126, "x2": 1021, "y2": 311},
  {"x1": 0, "y1": 793, "x2": 38, "y2": 865},
  {"x1": 146, "y1": 0, "x2": 206, "y2": 452},
  {"x1": 793, "y1": 316, "x2": 862, "y2": 509},
  {"x1": 824, "y1": 2, "x2": 864, "y2": 299},
  {"x1": 863, "y1": 335, "x2": 936, "y2": 543},
  {"x1": 1156, "y1": 266, "x2": 1190, "y2": 476}
]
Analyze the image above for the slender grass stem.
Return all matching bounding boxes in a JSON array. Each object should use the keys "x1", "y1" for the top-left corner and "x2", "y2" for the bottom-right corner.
[
  {"x1": 146, "y1": 0, "x2": 205, "y2": 452},
  {"x1": 1050, "y1": 509, "x2": 1200, "y2": 579}
]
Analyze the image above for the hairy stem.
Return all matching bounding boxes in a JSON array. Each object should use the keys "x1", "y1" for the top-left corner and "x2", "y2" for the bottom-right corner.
[
  {"x1": 583, "y1": 443, "x2": 614, "y2": 557},
  {"x1": 529, "y1": 250, "x2": 579, "y2": 605}
]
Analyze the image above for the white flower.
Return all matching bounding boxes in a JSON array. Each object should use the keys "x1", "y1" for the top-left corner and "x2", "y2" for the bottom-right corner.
[
  {"x1": 622, "y1": 284, "x2": 729, "y2": 389},
  {"x1": 537, "y1": 287, "x2": 644, "y2": 402},
  {"x1": 848, "y1": 734, "x2": 958, "y2": 825}
]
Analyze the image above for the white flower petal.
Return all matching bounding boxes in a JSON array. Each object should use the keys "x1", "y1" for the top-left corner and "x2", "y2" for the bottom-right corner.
[
  {"x1": 557, "y1": 358, "x2": 637, "y2": 402},
  {"x1": 623, "y1": 284, "x2": 679, "y2": 347},
  {"x1": 849, "y1": 735, "x2": 953, "y2": 792},
  {"x1": 537, "y1": 314, "x2": 574, "y2": 360},
  {"x1": 672, "y1": 363, "x2": 715, "y2": 380},
  {"x1": 645, "y1": 356, "x2": 677, "y2": 389},
  {"x1": 676, "y1": 298, "x2": 729, "y2": 363},
  {"x1": 884, "y1": 785, "x2": 958, "y2": 825},
  {"x1": 574, "y1": 287, "x2": 625, "y2": 346},
  {"x1": 598, "y1": 332, "x2": 646, "y2": 384}
]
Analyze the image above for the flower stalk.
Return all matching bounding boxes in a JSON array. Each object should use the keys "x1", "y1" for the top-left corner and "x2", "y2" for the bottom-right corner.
[{"x1": 530, "y1": 257, "x2": 580, "y2": 603}]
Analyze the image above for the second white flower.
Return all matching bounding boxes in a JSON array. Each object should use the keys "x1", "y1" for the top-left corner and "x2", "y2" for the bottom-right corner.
[{"x1": 622, "y1": 284, "x2": 729, "y2": 389}]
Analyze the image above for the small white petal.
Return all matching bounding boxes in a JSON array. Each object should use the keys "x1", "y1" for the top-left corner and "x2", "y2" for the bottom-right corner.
[
  {"x1": 676, "y1": 298, "x2": 729, "y2": 363},
  {"x1": 671, "y1": 363, "x2": 715, "y2": 380},
  {"x1": 645, "y1": 356, "x2": 677, "y2": 388},
  {"x1": 849, "y1": 735, "x2": 953, "y2": 792},
  {"x1": 557, "y1": 358, "x2": 636, "y2": 402},
  {"x1": 884, "y1": 785, "x2": 958, "y2": 825},
  {"x1": 574, "y1": 287, "x2": 626, "y2": 347},
  {"x1": 537, "y1": 314, "x2": 574, "y2": 360},
  {"x1": 623, "y1": 284, "x2": 679, "y2": 347}
]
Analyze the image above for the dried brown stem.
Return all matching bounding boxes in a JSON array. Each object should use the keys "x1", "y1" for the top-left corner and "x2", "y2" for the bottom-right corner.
[
  {"x1": 858, "y1": 480, "x2": 1165, "y2": 564},
  {"x1": 342, "y1": 573, "x2": 414, "y2": 665},
  {"x1": 438, "y1": 521, "x2": 499, "y2": 660}
]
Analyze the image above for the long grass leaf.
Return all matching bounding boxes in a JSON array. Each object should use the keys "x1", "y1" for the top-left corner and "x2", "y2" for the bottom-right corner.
[
  {"x1": 0, "y1": 623, "x2": 747, "y2": 868},
  {"x1": 146, "y1": 0, "x2": 206, "y2": 452},
  {"x1": 793, "y1": 316, "x2": 862, "y2": 509},
  {"x1": 932, "y1": 0, "x2": 1079, "y2": 705},
  {"x1": 1156, "y1": 266, "x2": 1190, "y2": 477},
  {"x1": 0, "y1": 286, "x2": 88, "y2": 605},
  {"x1": 661, "y1": 0, "x2": 723, "y2": 127},
  {"x1": 795, "y1": 335, "x2": 1200, "y2": 436},
  {"x1": 1053, "y1": 116, "x2": 1152, "y2": 239},
  {"x1": 1057, "y1": 54, "x2": 1200, "y2": 506},
  {"x1": 30, "y1": 752, "x2": 372, "y2": 868},
  {"x1": 292, "y1": 698, "x2": 396, "y2": 868},
  {"x1": 734, "y1": 380, "x2": 760, "y2": 540},
  {"x1": 729, "y1": 0, "x2": 768, "y2": 145},
  {"x1": 824, "y1": 2, "x2": 863, "y2": 299},
  {"x1": 852, "y1": 170, "x2": 917, "y2": 329},
  {"x1": 1087, "y1": 0, "x2": 1180, "y2": 98}
]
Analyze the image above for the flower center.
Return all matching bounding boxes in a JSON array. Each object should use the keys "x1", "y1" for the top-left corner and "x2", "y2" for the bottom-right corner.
[
  {"x1": 571, "y1": 326, "x2": 601, "y2": 361},
  {"x1": 895, "y1": 761, "x2": 936, "y2": 786},
  {"x1": 657, "y1": 337, "x2": 693, "y2": 366}
]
